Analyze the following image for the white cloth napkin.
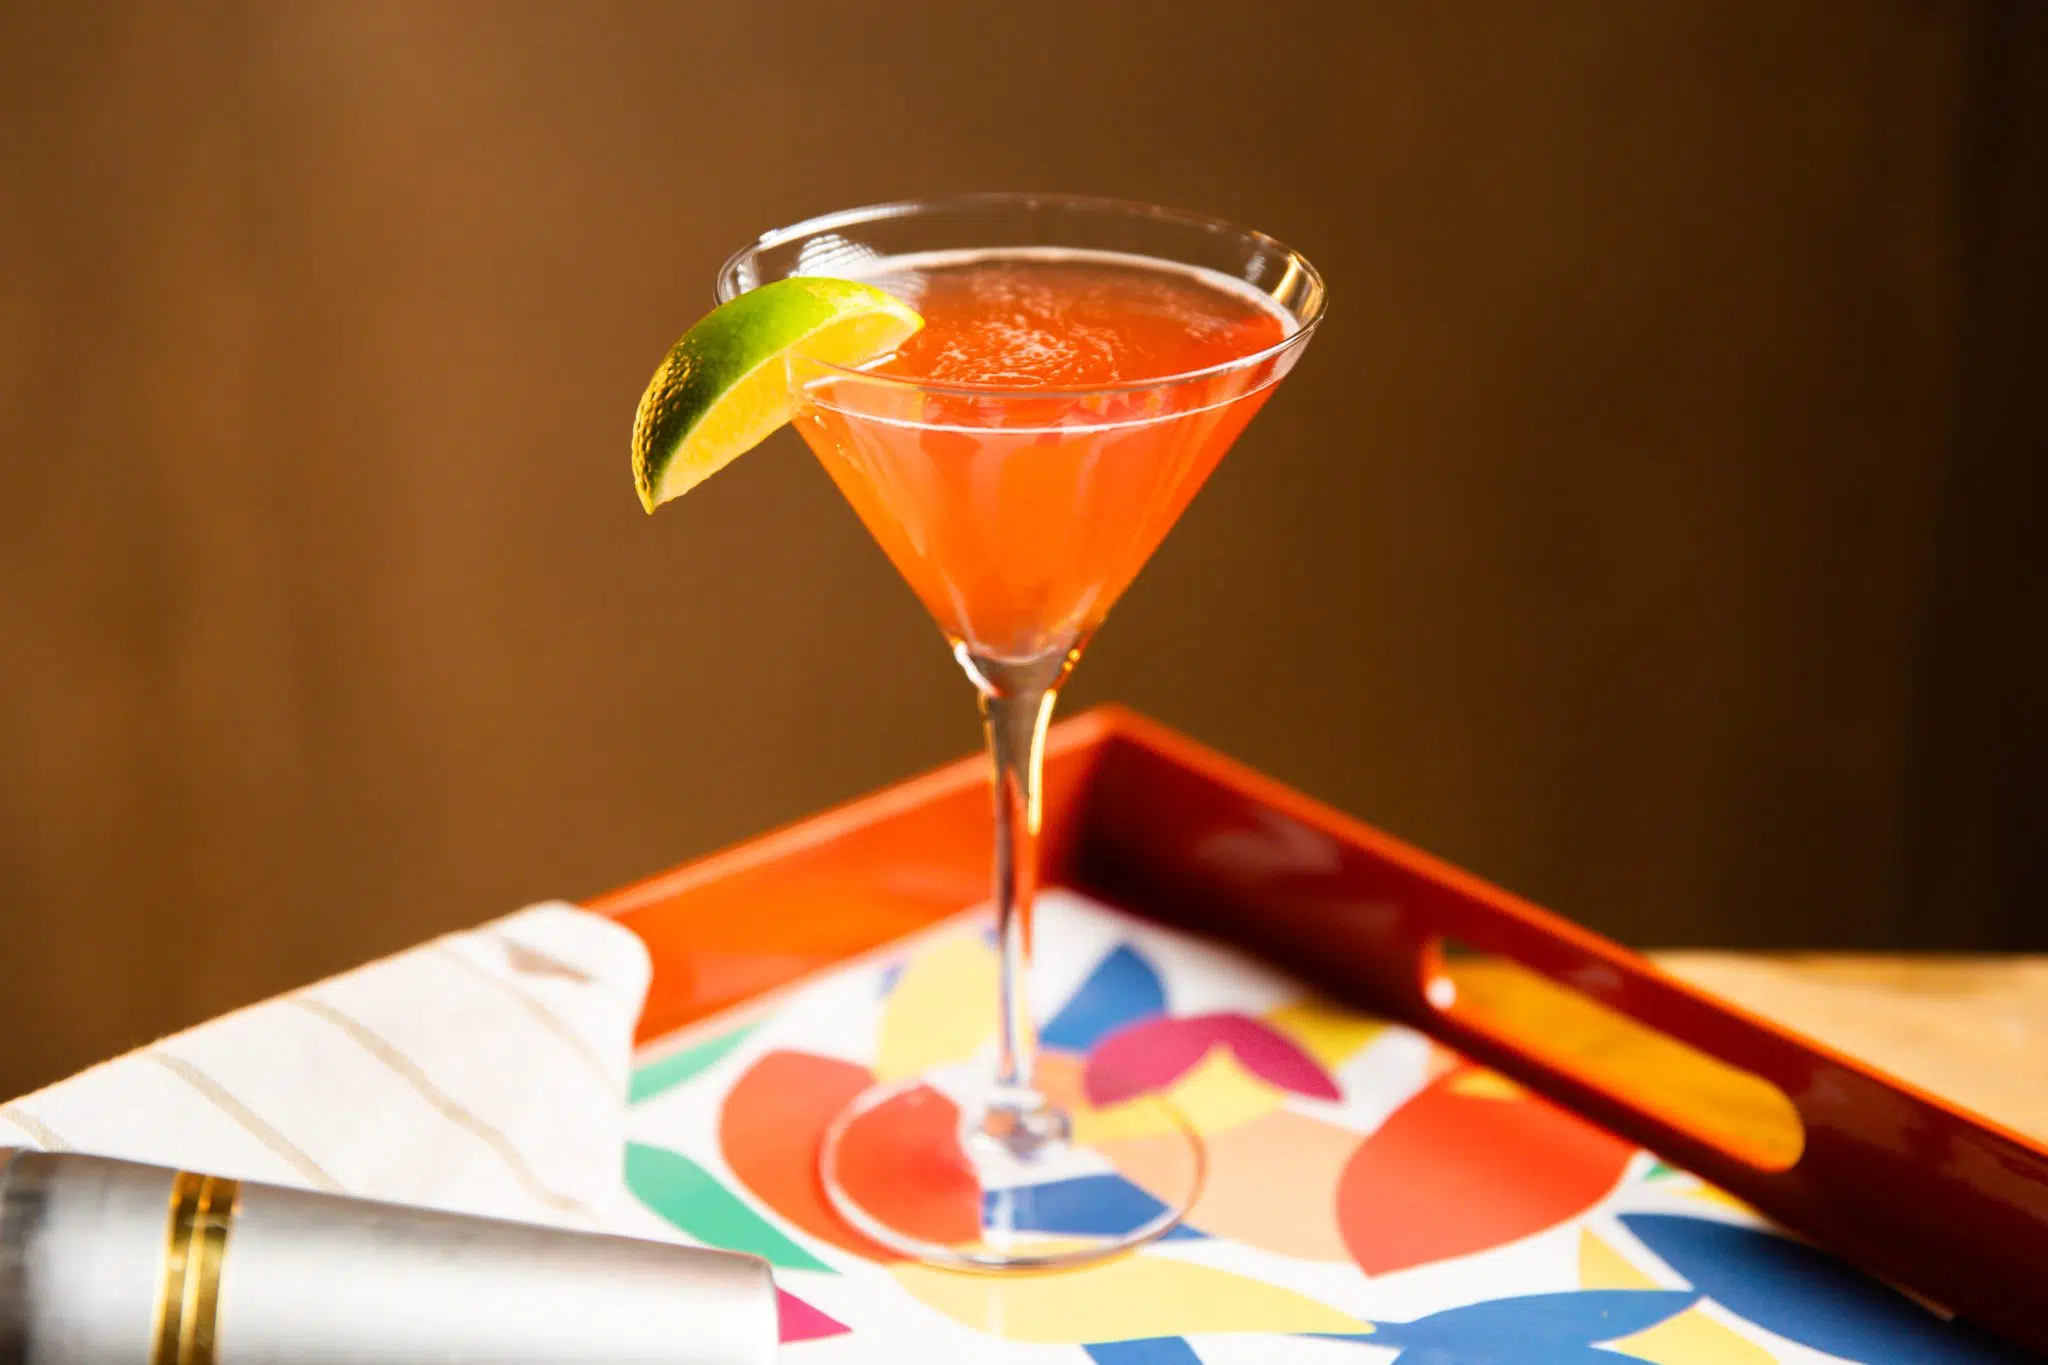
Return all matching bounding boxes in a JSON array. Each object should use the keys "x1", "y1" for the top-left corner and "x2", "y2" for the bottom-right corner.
[{"x1": 0, "y1": 902, "x2": 650, "y2": 1230}]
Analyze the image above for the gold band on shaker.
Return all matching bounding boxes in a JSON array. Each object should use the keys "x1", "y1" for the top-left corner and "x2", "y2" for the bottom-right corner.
[{"x1": 151, "y1": 1171, "x2": 240, "y2": 1365}]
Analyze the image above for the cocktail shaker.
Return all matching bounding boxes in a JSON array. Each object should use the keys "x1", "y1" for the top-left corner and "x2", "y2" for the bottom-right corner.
[{"x1": 0, "y1": 1148, "x2": 778, "y2": 1365}]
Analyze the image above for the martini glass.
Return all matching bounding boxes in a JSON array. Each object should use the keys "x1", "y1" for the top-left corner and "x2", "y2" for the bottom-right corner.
[{"x1": 718, "y1": 194, "x2": 1325, "y2": 1270}]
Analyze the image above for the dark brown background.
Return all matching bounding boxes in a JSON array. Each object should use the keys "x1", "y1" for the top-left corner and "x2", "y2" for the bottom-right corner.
[{"x1": 2, "y1": 1, "x2": 2042, "y2": 1099}]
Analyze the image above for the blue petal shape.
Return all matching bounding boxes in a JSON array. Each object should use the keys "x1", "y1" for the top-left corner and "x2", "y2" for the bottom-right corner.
[
  {"x1": 982, "y1": 1174, "x2": 1206, "y2": 1241},
  {"x1": 1317, "y1": 1333, "x2": 1681, "y2": 1365},
  {"x1": 1365, "y1": 1290, "x2": 1697, "y2": 1350},
  {"x1": 877, "y1": 961, "x2": 906, "y2": 996},
  {"x1": 1085, "y1": 1339, "x2": 1203, "y2": 1364},
  {"x1": 1042, "y1": 944, "x2": 1167, "y2": 1052},
  {"x1": 1623, "y1": 1214, "x2": 2034, "y2": 1363}
]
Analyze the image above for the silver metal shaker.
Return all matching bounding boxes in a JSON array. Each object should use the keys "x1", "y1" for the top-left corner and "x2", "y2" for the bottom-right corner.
[{"x1": 0, "y1": 1148, "x2": 779, "y2": 1365}]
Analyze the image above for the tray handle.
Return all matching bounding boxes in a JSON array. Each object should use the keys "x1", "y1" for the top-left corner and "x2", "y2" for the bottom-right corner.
[{"x1": 1077, "y1": 720, "x2": 2048, "y2": 1351}]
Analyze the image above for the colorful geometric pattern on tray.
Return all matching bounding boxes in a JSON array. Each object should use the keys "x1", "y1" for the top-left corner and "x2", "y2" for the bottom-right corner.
[{"x1": 615, "y1": 892, "x2": 2027, "y2": 1363}]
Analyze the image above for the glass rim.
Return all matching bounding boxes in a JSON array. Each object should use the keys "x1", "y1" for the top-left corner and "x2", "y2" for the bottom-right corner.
[{"x1": 714, "y1": 191, "x2": 1327, "y2": 400}]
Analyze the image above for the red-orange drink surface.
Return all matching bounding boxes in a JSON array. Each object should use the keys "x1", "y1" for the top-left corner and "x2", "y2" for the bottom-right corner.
[{"x1": 791, "y1": 249, "x2": 1292, "y2": 663}]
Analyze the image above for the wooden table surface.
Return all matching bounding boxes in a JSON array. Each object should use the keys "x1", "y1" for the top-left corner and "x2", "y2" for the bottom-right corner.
[{"x1": 1650, "y1": 953, "x2": 2048, "y2": 1147}]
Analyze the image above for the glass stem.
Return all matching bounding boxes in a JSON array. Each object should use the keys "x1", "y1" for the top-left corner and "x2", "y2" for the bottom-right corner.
[
  {"x1": 960, "y1": 645, "x2": 1076, "y2": 1135},
  {"x1": 983, "y1": 682, "x2": 1057, "y2": 1103}
]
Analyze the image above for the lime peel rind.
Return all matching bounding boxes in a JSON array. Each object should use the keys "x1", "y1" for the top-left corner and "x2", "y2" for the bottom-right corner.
[{"x1": 631, "y1": 277, "x2": 923, "y2": 512}]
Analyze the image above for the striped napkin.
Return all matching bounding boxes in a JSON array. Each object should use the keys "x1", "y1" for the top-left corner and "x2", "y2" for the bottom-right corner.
[{"x1": 0, "y1": 902, "x2": 650, "y2": 1230}]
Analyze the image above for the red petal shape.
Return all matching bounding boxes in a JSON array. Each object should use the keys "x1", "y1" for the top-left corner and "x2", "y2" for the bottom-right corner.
[
  {"x1": 1087, "y1": 1012, "x2": 1341, "y2": 1105},
  {"x1": 830, "y1": 1082, "x2": 984, "y2": 1248},
  {"x1": 777, "y1": 1287, "x2": 851, "y2": 1342},
  {"x1": 1337, "y1": 1067, "x2": 1633, "y2": 1274},
  {"x1": 719, "y1": 1049, "x2": 892, "y2": 1259}
]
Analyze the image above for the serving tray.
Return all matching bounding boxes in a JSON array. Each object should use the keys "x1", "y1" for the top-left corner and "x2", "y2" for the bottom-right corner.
[{"x1": 589, "y1": 707, "x2": 2048, "y2": 1358}]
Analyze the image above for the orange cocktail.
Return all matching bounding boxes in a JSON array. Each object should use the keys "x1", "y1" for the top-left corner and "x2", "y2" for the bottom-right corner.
[{"x1": 793, "y1": 250, "x2": 1290, "y2": 663}]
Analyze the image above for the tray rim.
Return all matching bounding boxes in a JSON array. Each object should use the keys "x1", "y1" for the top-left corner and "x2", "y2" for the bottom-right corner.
[{"x1": 589, "y1": 704, "x2": 2047, "y2": 1160}]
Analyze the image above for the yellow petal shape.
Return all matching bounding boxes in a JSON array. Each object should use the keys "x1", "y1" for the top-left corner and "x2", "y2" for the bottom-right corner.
[
  {"x1": 1167, "y1": 1045, "x2": 1292, "y2": 1131},
  {"x1": 1071, "y1": 1096, "x2": 1176, "y2": 1145},
  {"x1": 1265, "y1": 998, "x2": 1383, "y2": 1072},
  {"x1": 1612, "y1": 1309, "x2": 1775, "y2": 1364},
  {"x1": 1580, "y1": 1228, "x2": 1658, "y2": 1289},
  {"x1": 892, "y1": 1255, "x2": 1369, "y2": 1342},
  {"x1": 1042, "y1": 1052, "x2": 1196, "y2": 1153},
  {"x1": 875, "y1": 932, "x2": 997, "y2": 1082},
  {"x1": 1075, "y1": 1045, "x2": 1287, "y2": 1144}
]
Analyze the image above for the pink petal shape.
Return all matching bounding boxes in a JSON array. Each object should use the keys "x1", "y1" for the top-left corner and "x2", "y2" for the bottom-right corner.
[
  {"x1": 777, "y1": 1287, "x2": 851, "y2": 1343},
  {"x1": 1087, "y1": 1012, "x2": 1340, "y2": 1105}
]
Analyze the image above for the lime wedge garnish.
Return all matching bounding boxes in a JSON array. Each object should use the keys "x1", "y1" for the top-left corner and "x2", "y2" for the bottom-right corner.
[{"x1": 631, "y1": 277, "x2": 923, "y2": 512}]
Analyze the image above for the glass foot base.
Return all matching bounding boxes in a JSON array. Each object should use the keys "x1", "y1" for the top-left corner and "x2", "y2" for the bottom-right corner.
[{"x1": 819, "y1": 1070, "x2": 1205, "y2": 1271}]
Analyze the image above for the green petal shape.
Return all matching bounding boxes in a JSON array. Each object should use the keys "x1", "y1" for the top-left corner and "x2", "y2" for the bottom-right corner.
[
  {"x1": 630, "y1": 1024, "x2": 756, "y2": 1104},
  {"x1": 625, "y1": 1141, "x2": 831, "y2": 1272}
]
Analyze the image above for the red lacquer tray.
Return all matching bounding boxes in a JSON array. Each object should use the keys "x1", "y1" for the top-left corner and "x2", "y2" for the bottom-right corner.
[{"x1": 587, "y1": 706, "x2": 2048, "y2": 1352}]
